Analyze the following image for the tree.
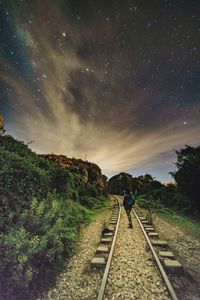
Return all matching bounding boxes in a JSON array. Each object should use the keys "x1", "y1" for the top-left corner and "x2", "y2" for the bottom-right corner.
[
  {"x1": 0, "y1": 112, "x2": 5, "y2": 136},
  {"x1": 171, "y1": 145, "x2": 200, "y2": 213},
  {"x1": 107, "y1": 172, "x2": 137, "y2": 194},
  {"x1": 136, "y1": 174, "x2": 162, "y2": 194}
]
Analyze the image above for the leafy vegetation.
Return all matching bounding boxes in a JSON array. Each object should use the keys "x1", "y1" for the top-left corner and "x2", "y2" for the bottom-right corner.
[
  {"x1": 0, "y1": 134, "x2": 108, "y2": 299},
  {"x1": 107, "y1": 172, "x2": 137, "y2": 195},
  {"x1": 171, "y1": 145, "x2": 200, "y2": 214},
  {"x1": 1, "y1": 106, "x2": 200, "y2": 299},
  {"x1": 108, "y1": 145, "x2": 200, "y2": 219},
  {"x1": 0, "y1": 112, "x2": 5, "y2": 136},
  {"x1": 136, "y1": 197, "x2": 200, "y2": 239},
  {"x1": 134, "y1": 146, "x2": 200, "y2": 218}
]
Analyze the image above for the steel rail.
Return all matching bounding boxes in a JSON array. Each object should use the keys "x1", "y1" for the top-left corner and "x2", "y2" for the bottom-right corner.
[
  {"x1": 97, "y1": 196, "x2": 121, "y2": 300},
  {"x1": 133, "y1": 209, "x2": 178, "y2": 300}
]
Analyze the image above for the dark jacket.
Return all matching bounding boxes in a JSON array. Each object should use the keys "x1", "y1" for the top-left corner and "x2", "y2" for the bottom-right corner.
[{"x1": 123, "y1": 194, "x2": 135, "y2": 209}]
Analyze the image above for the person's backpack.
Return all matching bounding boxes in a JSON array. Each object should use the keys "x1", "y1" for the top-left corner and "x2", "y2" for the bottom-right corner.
[{"x1": 126, "y1": 195, "x2": 135, "y2": 208}]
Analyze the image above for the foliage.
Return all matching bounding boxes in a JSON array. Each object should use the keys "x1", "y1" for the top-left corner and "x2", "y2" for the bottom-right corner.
[
  {"x1": 171, "y1": 145, "x2": 200, "y2": 214},
  {"x1": 0, "y1": 149, "x2": 51, "y2": 211},
  {"x1": 0, "y1": 198, "x2": 91, "y2": 299},
  {"x1": 107, "y1": 172, "x2": 137, "y2": 194},
  {"x1": 136, "y1": 180, "x2": 190, "y2": 215},
  {"x1": 134, "y1": 161, "x2": 199, "y2": 216},
  {"x1": 136, "y1": 174, "x2": 163, "y2": 194},
  {"x1": 136, "y1": 196, "x2": 200, "y2": 238},
  {"x1": 41, "y1": 154, "x2": 106, "y2": 193},
  {"x1": 0, "y1": 135, "x2": 108, "y2": 299},
  {"x1": 0, "y1": 112, "x2": 5, "y2": 135}
]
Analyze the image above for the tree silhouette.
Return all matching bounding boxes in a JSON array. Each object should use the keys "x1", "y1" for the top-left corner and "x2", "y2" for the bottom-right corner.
[
  {"x1": 0, "y1": 112, "x2": 5, "y2": 136},
  {"x1": 171, "y1": 145, "x2": 200, "y2": 213}
]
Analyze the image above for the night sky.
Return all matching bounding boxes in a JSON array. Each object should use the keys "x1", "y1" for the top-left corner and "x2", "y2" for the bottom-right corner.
[{"x1": 0, "y1": 0, "x2": 200, "y2": 182}]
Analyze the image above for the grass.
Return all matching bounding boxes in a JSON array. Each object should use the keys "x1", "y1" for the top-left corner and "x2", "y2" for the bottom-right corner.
[
  {"x1": 157, "y1": 210, "x2": 200, "y2": 239},
  {"x1": 84, "y1": 195, "x2": 110, "y2": 215},
  {"x1": 136, "y1": 196, "x2": 200, "y2": 239}
]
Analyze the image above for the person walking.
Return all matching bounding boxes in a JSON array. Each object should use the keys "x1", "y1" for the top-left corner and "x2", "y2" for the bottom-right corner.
[{"x1": 123, "y1": 187, "x2": 135, "y2": 228}]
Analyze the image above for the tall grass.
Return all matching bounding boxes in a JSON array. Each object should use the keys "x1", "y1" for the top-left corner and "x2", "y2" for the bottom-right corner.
[{"x1": 136, "y1": 196, "x2": 200, "y2": 238}]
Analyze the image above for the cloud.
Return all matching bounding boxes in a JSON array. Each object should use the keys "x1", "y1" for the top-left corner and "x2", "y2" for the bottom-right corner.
[{"x1": 1, "y1": 1, "x2": 200, "y2": 179}]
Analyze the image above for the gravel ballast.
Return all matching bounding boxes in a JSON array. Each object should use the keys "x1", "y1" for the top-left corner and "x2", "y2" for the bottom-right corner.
[
  {"x1": 39, "y1": 201, "x2": 113, "y2": 300},
  {"x1": 40, "y1": 197, "x2": 172, "y2": 300},
  {"x1": 152, "y1": 213, "x2": 200, "y2": 300},
  {"x1": 104, "y1": 200, "x2": 171, "y2": 300}
]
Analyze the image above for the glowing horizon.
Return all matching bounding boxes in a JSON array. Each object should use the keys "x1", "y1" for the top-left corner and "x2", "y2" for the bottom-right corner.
[{"x1": 1, "y1": 1, "x2": 200, "y2": 182}]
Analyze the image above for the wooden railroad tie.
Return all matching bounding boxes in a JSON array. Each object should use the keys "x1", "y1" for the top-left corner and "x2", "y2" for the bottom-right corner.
[
  {"x1": 151, "y1": 240, "x2": 168, "y2": 247},
  {"x1": 91, "y1": 257, "x2": 106, "y2": 268}
]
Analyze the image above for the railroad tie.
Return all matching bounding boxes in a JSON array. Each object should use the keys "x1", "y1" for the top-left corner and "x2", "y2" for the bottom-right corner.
[
  {"x1": 109, "y1": 221, "x2": 117, "y2": 225},
  {"x1": 139, "y1": 217, "x2": 146, "y2": 221},
  {"x1": 107, "y1": 226, "x2": 115, "y2": 232},
  {"x1": 101, "y1": 237, "x2": 113, "y2": 244},
  {"x1": 91, "y1": 257, "x2": 106, "y2": 268},
  {"x1": 159, "y1": 251, "x2": 175, "y2": 259},
  {"x1": 148, "y1": 232, "x2": 159, "y2": 238},
  {"x1": 111, "y1": 217, "x2": 117, "y2": 221},
  {"x1": 96, "y1": 246, "x2": 110, "y2": 254},
  {"x1": 141, "y1": 220, "x2": 150, "y2": 224},
  {"x1": 145, "y1": 227, "x2": 155, "y2": 231},
  {"x1": 103, "y1": 232, "x2": 114, "y2": 237},
  {"x1": 163, "y1": 259, "x2": 183, "y2": 273},
  {"x1": 133, "y1": 209, "x2": 179, "y2": 300},
  {"x1": 151, "y1": 240, "x2": 168, "y2": 247},
  {"x1": 143, "y1": 224, "x2": 153, "y2": 228}
]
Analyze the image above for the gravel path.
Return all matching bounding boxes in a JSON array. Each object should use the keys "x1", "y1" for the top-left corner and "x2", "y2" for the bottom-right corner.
[
  {"x1": 104, "y1": 200, "x2": 171, "y2": 300},
  {"x1": 39, "y1": 202, "x2": 113, "y2": 300},
  {"x1": 152, "y1": 214, "x2": 200, "y2": 278},
  {"x1": 152, "y1": 213, "x2": 200, "y2": 300}
]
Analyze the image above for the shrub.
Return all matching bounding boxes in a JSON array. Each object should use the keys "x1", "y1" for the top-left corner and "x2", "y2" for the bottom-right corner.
[
  {"x1": 0, "y1": 135, "x2": 108, "y2": 299},
  {"x1": 0, "y1": 198, "x2": 91, "y2": 298},
  {"x1": 0, "y1": 149, "x2": 50, "y2": 211}
]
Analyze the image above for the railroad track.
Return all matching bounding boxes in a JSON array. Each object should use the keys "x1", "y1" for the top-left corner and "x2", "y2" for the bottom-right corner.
[
  {"x1": 132, "y1": 208, "x2": 178, "y2": 300},
  {"x1": 97, "y1": 196, "x2": 121, "y2": 300},
  {"x1": 92, "y1": 195, "x2": 179, "y2": 300}
]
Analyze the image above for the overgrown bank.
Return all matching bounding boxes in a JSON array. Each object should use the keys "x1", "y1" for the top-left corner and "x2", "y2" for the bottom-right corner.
[
  {"x1": 136, "y1": 196, "x2": 200, "y2": 239},
  {"x1": 107, "y1": 145, "x2": 200, "y2": 219},
  {"x1": 0, "y1": 135, "x2": 108, "y2": 299}
]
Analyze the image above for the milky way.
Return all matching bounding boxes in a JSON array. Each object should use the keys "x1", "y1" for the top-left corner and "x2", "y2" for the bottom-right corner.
[{"x1": 0, "y1": 0, "x2": 200, "y2": 181}]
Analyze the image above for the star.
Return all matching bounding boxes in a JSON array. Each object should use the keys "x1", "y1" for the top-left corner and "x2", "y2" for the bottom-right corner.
[{"x1": 0, "y1": 0, "x2": 200, "y2": 186}]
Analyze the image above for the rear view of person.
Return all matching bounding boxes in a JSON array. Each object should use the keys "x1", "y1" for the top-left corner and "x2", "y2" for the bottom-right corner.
[{"x1": 123, "y1": 187, "x2": 135, "y2": 229}]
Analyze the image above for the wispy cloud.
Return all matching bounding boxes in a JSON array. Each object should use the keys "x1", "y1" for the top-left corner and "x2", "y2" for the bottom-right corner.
[{"x1": 1, "y1": 1, "x2": 200, "y2": 179}]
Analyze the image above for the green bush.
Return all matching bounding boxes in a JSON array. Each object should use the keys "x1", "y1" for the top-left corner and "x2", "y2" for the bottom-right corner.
[
  {"x1": 80, "y1": 195, "x2": 108, "y2": 210},
  {"x1": 0, "y1": 149, "x2": 50, "y2": 211},
  {"x1": 171, "y1": 145, "x2": 200, "y2": 213},
  {"x1": 0, "y1": 135, "x2": 108, "y2": 299},
  {"x1": 107, "y1": 172, "x2": 137, "y2": 195},
  {"x1": 0, "y1": 198, "x2": 91, "y2": 298}
]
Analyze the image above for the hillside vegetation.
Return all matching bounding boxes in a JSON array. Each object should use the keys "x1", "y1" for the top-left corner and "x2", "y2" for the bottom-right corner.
[
  {"x1": 0, "y1": 134, "x2": 108, "y2": 299},
  {"x1": 108, "y1": 145, "x2": 200, "y2": 219},
  {"x1": 41, "y1": 154, "x2": 107, "y2": 195}
]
